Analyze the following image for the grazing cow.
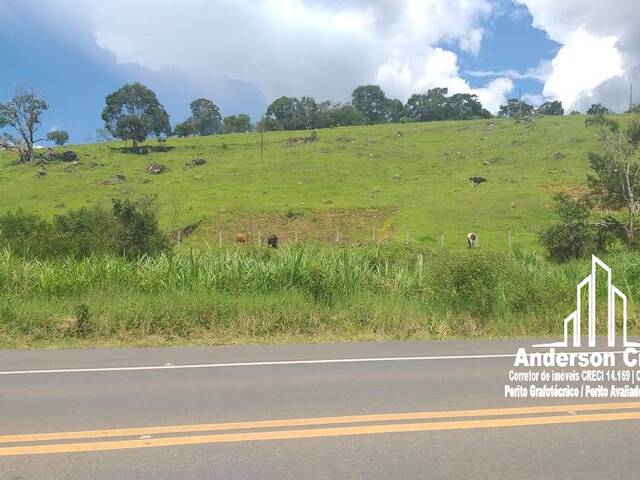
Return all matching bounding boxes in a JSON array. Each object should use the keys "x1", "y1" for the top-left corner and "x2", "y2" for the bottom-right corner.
[
  {"x1": 469, "y1": 176, "x2": 487, "y2": 187},
  {"x1": 267, "y1": 234, "x2": 278, "y2": 249},
  {"x1": 235, "y1": 233, "x2": 248, "y2": 244},
  {"x1": 467, "y1": 232, "x2": 477, "y2": 248}
]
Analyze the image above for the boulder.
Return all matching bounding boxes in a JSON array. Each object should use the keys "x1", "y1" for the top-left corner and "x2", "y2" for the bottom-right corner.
[
  {"x1": 147, "y1": 163, "x2": 166, "y2": 175},
  {"x1": 61, "y1": 150, "x2": 80, "y2": 162},
  {"x1": 186, "y1": 158, "x2": 206, "y2": 168}
]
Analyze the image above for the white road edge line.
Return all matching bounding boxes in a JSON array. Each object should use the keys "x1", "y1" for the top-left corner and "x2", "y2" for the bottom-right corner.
[
  {"x1": 0, "y1": 353, "x2": 518, "y2": 375},
  {"x1": 0, "y1": 351, "x2": 625, "y2": 376}
]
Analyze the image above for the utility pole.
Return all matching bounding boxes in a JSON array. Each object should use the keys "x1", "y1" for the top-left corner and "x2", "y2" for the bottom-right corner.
[
  {"x1": 630, "y1": 83, "x2": 634, "y2": 113},
  {"x1": 259, "y1": 116, "x2": 265, "y2": 162},
  {"x1": 518, "y1": 87, "x2": 522, "y2": 116}
]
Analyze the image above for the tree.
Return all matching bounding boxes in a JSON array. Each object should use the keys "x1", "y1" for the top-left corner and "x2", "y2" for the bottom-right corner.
[
  {"x1": 326, "y1": 103, "x2": 364, "y2": 127},
  {"x1": 537, "y1": 100, "x2": 564, "y2": 116},
  {"x1": 46, "y1": 129, "x2": 69, "y2": 146},
  {"x1": 223, "y1": 114, "x2": 252, "y2": 133},
  {"x1": 405, "y1": 88, "x2": 459, "y2": 122},
  {"x1": 174, "y1": 120, "x2": 195, "y2": 137},
  {"x1": 446, "y1": 93, "x2": 490, "y2": 120},
  {"x1": 385, "y1": 98, "x2": 404, "y2": 122},
  {"x1": 586, "y1": 115, "x2": 640, "y2": 246},
  {"x1": 587, "y1": 103, "x2": 610, "y2": 115},
  {"x1": 295, "y1": 97, "x2": 319, "y2": 129},
  {"x1": 101, "y1": 83, "x2": 170, "y2": 149},
  {"x1": 189, "y1": 98, "x2": 222, "y2": 136},
  {"x1": 498, "y1": 98, "x2": 534, "y2": 118},
  {"x1": 351, "y1": 85, "x2": 388, "y2": 124},
  {"x1": 0, "y1": 88, "x2": 48, "y2": 162},
  {"x1": 539, "y1": 194, "x2": 608, "y2": 262},
  {"x1": 266, "y1": 96, "x2": 299, "y2": 130}
]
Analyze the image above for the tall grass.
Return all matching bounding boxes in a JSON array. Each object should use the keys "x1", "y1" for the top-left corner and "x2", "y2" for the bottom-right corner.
[{"x1": 1, "y1": 245, "x2": 639, "y2": 347}]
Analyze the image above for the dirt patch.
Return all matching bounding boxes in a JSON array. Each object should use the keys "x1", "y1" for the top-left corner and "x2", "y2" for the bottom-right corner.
[
  {"x1": 543, "y1": 184, "x2": 587, "y2": 199},
  {"x1": 197, "y1": 207, "x2": 398, "y2": 246}
]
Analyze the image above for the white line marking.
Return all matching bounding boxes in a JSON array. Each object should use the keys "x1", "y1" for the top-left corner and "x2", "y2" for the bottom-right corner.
[
  {"x1": 0, "y1": 350, "x2": 626, "y2": 376},
  {"x1": 0, "y1": 353, "x2": 517, "y2": 376}
]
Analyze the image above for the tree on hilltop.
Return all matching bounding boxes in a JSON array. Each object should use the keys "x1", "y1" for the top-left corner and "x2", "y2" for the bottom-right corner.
[
  {"x1": 0, "y1": 87, "x2": 48, "y2": 163},
  {"x1": 351, "y1": 85, "x2": 388, "y2": 124},
  {"x1": 47, "y1": 129, "x2": 69, "y2": 146},
  {"x1": 537, "y1": 100, "x2": 564, "y2": 116},
  {"x1": 101, "y1": 83, "x2": 170, "y2": 148}
]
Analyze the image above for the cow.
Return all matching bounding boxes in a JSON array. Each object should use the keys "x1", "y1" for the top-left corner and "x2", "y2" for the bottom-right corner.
[
  {"x1": 467, "y1": 232, "x2": 477, "y2": 248},
  {"x1": 267, "y1": 234, "x2": 278, "y2": 249},
  {"x1": 235, "y1": 233, "x2": 248, "y2": 244},
  {"x1": 469, "y1": 176, "x2": 487, "y2": 187}
]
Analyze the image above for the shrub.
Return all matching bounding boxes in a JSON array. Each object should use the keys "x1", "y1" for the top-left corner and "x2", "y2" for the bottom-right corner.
[
  {"x1": 74, "y1": 304, "x2": 91, "y2": 337},
  {"x1": 538, "y1": 194, "x2": 608, "y2": 262},
  {"x1": 0, "y1": 209, "x2": 53, "y2": 257},
  {"x1": 0, "y1": 198, "x2": 170, "y2": 259},
  {"x1": 112, "y1": 198, "x2": 170, "y2": 257}
]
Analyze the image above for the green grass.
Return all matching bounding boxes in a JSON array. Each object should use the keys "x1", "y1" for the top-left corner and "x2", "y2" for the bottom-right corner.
[
  {"x1": 2, "y1": 246, "x2": 640, "y2": 348},
  {"x1": 0, "y1": 115, "x2": 602, "y2": 250},
  {"x1": 3, "y1": 115, "x2": 637, "y2": 349}
]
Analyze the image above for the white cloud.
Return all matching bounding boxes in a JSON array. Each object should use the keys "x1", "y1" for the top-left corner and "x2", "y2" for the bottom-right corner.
[
  {"x1": 23, "y1": 0, "x2": 512, "y2": 112},
  {"x1": 376, "y1": 49, "x2": 513, "y2": 112},
  {"x1": 542, "y1": 30, "x2": 622, "y2": 109},
  {"x1": 517, "y1": 0, "x2": 638, "y2": 112}
]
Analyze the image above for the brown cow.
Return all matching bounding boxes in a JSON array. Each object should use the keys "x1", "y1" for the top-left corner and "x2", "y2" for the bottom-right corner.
[{"x1": 235, "y1": 233, "x2": 248, "y2": 244}]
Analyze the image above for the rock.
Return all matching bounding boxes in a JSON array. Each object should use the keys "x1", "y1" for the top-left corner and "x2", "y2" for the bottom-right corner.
[
  {"x1": 186, "y1": 158, "x2": 206, "y2": 168},
  {"x1": 115, "y1": 174, "x2": 126, "y2": 181},
  {"x1": 37, "y1": 165, "x2": 47, "y2": 177},
  {"x1": 483, "y1": 160, "x2": 492, "y2": 166},
  {"x1": 61, "y1": 150, "x2": 79, "y2": 162},
  {"x1": 43, "y1": 148, "x2": 57, "y2": 162},
  {"x1": 147, "y1": 163, "x2": 166, "y2": 175},
  {"x1": 552, "y1": 151, "x2": 565, "y2": 161},
  {"x1": 393, "y1": 174, "x2": 402, "y2": 180}
]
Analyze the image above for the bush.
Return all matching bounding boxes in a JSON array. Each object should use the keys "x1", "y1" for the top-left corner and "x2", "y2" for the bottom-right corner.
[
  {"x1": 427, "y1": 251, "x2": 502, "y2": 317},
  {"x1": 538, "y1": 194, "x2": 608, "y2": 262},
  {"x1": 0, "y1": 209, "x2": 53, "y2": 257},
  {"x1": 0, "y1": 198, "x2": 170, "y2": 259}
]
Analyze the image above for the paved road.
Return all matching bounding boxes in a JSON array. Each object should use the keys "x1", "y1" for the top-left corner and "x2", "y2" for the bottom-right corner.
[{"x1": 1, "y1": 339, "x2": 639, "y2": 479}]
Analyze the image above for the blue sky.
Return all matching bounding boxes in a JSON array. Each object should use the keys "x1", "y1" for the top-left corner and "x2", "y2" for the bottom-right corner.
[{"x1": 0, "y1": 0, "x2": 634, "y2": 143}]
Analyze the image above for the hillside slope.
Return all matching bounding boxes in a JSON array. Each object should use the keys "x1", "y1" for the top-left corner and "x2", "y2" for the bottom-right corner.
[{"x1": 0, "y1": 116, "x2": 600, "y2": 249}]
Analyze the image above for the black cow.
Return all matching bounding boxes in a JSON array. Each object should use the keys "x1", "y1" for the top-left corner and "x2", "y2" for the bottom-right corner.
[
  {"x1": 267, "y1": 234, "x2": 278, "y2": 248},
  {"x1": 469, "y1": 176, "x2": 487, "y2": 187}
]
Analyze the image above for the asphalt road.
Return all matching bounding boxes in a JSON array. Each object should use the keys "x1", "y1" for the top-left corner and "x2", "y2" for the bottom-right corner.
[{"x1": 1, "y1": 339, "x2": 639, "y2": 479}]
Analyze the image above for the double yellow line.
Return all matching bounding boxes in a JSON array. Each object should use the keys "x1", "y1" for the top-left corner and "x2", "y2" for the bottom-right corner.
[{"x1": 2, "y1": 401, "x2": 640, "y2": 457}]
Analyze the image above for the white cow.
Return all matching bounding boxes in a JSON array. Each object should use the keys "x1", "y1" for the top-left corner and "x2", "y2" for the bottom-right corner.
[{"x1": 467, "y1": 232, "x2": 477, "y2": 248}]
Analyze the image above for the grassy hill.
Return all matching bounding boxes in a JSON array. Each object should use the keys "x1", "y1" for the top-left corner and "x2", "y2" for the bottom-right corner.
[{"x1": 0, "y1": 115, "x2": 600, "y2": 250}]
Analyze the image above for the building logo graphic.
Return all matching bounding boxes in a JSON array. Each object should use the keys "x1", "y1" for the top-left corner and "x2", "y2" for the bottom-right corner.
[{"x1": 534, "y1": 255, "x2": 640, "y2": 349}]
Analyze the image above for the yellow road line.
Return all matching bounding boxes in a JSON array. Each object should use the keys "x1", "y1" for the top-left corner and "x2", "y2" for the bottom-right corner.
[
  {"x1": 2, "y1": 409, "x2": 640, "y2": 457},
  {"x1": 1, "y1": 401, "x2": 640, "y2": 445}
]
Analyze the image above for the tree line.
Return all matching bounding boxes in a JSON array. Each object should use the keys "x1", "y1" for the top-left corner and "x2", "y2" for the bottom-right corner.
[{"x1": 2, "y1": 81, "x2": 630, "y2": 162}]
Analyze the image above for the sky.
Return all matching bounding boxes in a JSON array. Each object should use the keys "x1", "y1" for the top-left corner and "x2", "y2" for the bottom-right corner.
[{"x1": 1, "y1": 0, "x2": 638, "y2": 143}]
